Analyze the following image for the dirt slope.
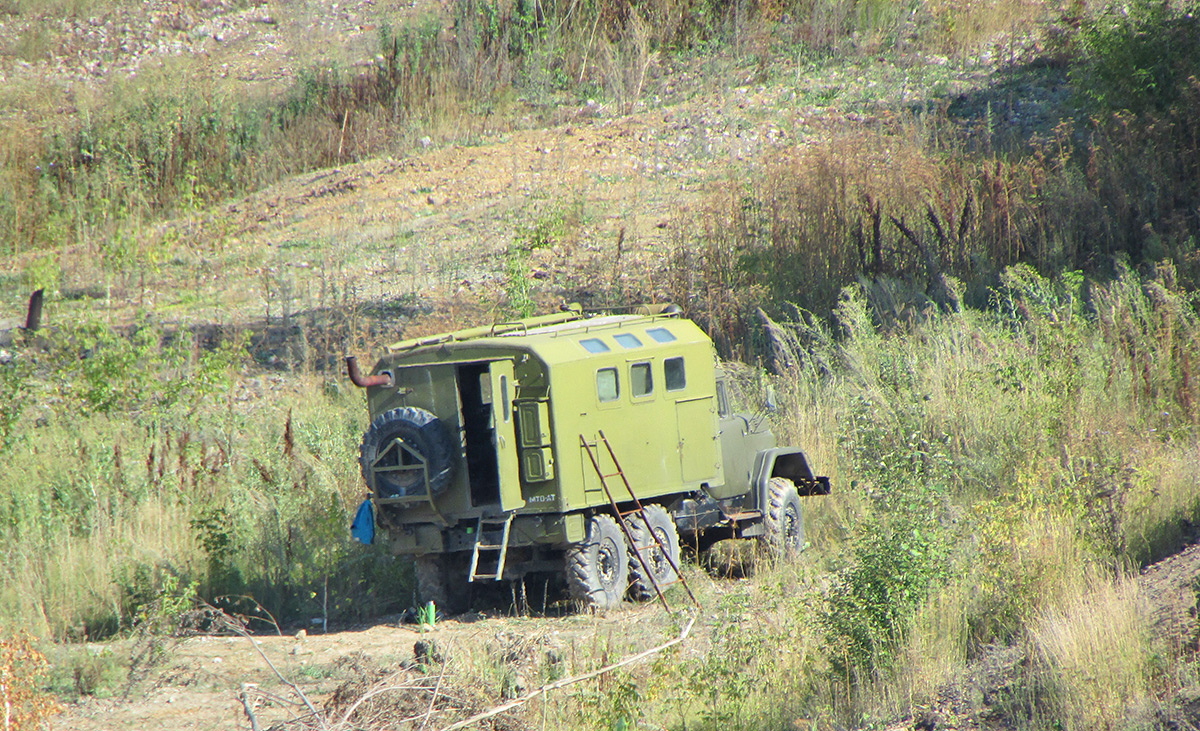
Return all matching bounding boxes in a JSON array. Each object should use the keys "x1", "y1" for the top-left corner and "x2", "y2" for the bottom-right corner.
[
  {"x1": 1140, "y1": 541, "x2": 1200, "y2": 650},
  {"x1": 0, "y1": 0, "x2": 424, "y2": 94}
]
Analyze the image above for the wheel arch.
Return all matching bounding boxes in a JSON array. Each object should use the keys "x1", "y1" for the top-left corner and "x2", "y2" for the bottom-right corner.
[{"x1": 750, "y1": 447, "x2": 831, "y2": 509}]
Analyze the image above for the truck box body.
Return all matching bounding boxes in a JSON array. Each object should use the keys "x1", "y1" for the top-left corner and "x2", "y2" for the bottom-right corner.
[{"x1": 363, "y1": 313, "x2": 724, "y2": 553}]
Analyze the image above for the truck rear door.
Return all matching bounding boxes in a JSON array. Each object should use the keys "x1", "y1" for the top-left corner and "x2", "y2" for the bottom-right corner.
[{"x1": 489, "y1": 360, "x2": 525, "y2": 512}]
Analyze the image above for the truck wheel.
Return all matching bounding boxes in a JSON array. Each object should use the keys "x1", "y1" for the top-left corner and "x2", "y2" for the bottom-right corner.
[
  {"x1": 414, "y1": 555, "x2": 467, "y2": 615},
  {"x1": 361, "y1": 407, "x2": 457, "y2": 497},
  {"x1": 627, "y1": 505, "x2": 681, "y2": 601},
  {"x1": 760, "y1": 477, "x2": 803, "y2": 557},
  {"x1": 566, "y1": 515, "x2": 629, "y2": 611}
]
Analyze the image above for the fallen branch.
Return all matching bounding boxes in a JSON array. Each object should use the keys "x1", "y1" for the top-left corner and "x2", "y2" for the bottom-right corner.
[
  {"x1": 245, "y1": 636, "x2": 326, "y2": 729},
  {"x1": 435, "y1": 614, "x2": 697, "y2": 731},
  {"x1": 239, "y1": 683, "x2": 262, "y2": 731},
  {"x1": 203, "y1": 601, "x2": 328, "y2": 731}
]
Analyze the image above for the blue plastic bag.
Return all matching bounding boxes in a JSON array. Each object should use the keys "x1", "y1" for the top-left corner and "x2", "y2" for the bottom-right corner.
[{"x1": 350, "y1": 498, "x2": 375, "y2": 545}]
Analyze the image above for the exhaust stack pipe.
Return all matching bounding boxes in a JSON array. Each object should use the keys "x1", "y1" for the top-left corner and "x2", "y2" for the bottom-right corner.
[{"x1": 346, "y1": 356, "x2": 393, "y2": 389}]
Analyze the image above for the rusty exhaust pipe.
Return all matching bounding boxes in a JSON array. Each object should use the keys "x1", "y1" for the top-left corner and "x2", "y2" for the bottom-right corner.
[{"x1": 346, "y1": 356, "x2": 393, "y2": 388}]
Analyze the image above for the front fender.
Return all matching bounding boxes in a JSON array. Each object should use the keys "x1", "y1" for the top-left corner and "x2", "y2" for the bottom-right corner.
[{"x1": 750, "y1": 448, "x2": 831, "y2": 509}]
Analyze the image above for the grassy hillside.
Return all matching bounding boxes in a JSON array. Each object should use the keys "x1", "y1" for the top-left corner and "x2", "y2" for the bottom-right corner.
[{"x1": 3, "y1": 0, "x2": 1200, "y2": 728}]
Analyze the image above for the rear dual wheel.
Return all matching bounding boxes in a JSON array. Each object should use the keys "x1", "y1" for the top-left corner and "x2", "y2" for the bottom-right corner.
[
  {"x1": 567, "y1": 509, "x2": 683, "y2": 611},
  {"x1": 627, "y1": 505, "x2": 681, "y2": 602},
  {"x1": 566, "y1": 515, "x2": 629, "y2": 611}
]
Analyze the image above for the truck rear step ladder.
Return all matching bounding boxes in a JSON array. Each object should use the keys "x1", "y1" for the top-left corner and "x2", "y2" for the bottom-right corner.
[
  {"x1": 580, "y1": 431, "x2": 700, "y2": 610},
  {"x1": 468, "y1": 513, "x2": 514, "y2": 582}
]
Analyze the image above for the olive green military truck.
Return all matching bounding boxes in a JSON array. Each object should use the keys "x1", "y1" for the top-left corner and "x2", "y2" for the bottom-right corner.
[{"x1": 346, "y1": 304, "x2": 829, "y2": 611}]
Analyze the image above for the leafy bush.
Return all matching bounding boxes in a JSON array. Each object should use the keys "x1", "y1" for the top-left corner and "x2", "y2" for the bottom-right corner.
[
  {"x1": 820, "y1": 483, "x2": 951, "y2": 679},
  {"x1": 1072, "y1": 0, "x2": 1200, "y2": 114}
]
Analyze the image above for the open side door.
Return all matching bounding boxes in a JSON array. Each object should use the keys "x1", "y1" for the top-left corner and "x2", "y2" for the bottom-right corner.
[{"x1": 489, "y1": 360, "x2": 525, "y2": 512}]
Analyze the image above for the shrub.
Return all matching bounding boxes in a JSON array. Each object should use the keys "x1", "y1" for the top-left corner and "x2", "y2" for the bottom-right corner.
[
  {"x1": 820, "y1": 484, "x2": 952, "y2": 680},
  {"x1": 1072, "y1": 0, "x2": 1200, "y2": 115},
  {"x1": 0, "y1": 633, "x2": 59, "y2": 730}
]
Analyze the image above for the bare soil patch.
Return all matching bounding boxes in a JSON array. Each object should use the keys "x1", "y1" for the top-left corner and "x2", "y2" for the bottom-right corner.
[{"x1": 56, "y1": 602, "x2": 692, "y2": 730}]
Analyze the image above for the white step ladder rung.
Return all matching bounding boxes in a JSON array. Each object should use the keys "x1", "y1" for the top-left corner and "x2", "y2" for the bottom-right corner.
[{"x1": 469, "y1": 513, "x2": 514, "y2": 582}]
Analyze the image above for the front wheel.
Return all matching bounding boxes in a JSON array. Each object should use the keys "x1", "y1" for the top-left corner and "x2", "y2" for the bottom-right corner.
[
  {"x1": 566, "y1": 515, "x2": 629, "y2": 611},
  {"x1": 759, "y1": 477, "x2": 803, "y2": 558}
]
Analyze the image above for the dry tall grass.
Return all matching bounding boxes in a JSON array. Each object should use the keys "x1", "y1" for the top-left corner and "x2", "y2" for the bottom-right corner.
[{"x1": 1031, "y1": 575, "x2": 1154, "y2": 730}]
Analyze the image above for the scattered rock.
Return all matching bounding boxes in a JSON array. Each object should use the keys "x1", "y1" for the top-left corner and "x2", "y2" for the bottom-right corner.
[{"x1": 413, "y1": 639, "x2": 443, "y2": 666}]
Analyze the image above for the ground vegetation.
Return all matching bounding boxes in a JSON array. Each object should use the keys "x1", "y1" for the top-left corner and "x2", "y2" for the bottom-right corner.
[{"x1": 2, "y1": 0, "x2": 1200, "y2": 728}]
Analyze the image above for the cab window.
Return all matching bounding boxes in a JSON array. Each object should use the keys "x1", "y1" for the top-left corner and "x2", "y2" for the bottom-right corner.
[
  {"x1": 631, "y1": 362, "x2": 653, "y2": 397},
  {"x1": 665, "y1": 357, "x2": 686, "y2": 391},
  {"x1": 597, "y1": 368, "x2": 620, "y2": 402},
  {"x1": 716, "y1": 381, "x2": 730, "y2": 416}
]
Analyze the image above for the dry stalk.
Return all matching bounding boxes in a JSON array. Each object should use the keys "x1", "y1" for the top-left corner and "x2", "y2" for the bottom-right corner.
[
  {"x1": 239, "y1": 683, "x2": 262, "y2": 731},
  {"x1": 434, "y1": 614, "x2": 697, "y2": 731},
  {"x1": 578, "y1": 9, "x2": 602, "y2": 84},
  {"x1": 419, "y1": 658, "x2": 449, "y2": 731}
]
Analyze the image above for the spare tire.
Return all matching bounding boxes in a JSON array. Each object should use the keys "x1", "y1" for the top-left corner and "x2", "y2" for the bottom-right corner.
[{"x1": 360, "y1": 407, "x2": 457, "y2": 497}]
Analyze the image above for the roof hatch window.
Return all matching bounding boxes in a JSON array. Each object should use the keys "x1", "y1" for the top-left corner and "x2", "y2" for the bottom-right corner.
[
  {"x1": 647, "y1": 327, "x2": 677, "y2": 343},
  {"x1": 614, "y1": 333, "x2": 642, "y2": 349},
  {"x1": 580, "y1": 338, "x2": 610, "y2": 353}
]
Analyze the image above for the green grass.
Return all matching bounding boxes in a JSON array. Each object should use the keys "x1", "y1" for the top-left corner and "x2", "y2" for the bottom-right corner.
[
  {"x1": 0, "y1": 319, "x2": 412, "y2": 640},
  {"x1": 752, "y1": 264, "x2": 1200, "y2": 726}
]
